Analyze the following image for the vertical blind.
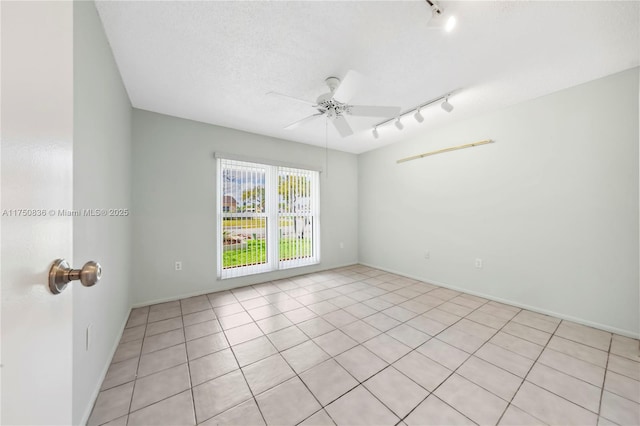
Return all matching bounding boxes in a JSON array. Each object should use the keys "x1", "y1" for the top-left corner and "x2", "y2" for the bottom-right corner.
[
  {"x1": 218, "y1": 158, "x2": 319, "y2": 279},
  {"x1": 278, "y1": 166, "x2": 318, "y2": 269}
]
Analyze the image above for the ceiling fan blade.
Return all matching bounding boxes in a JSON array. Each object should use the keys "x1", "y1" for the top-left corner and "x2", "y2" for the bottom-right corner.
[
  {"x1": 284, "y1": 113, "x2": 324, "y2": 130},
  {"x1": 267, "y1": 91, "x2": 316, "y2": 107},
  {"x1": 348, "y1": 105, "x2": 401, "y2": 118},
  {"x1": 332, "y1": 70, "x2": 362, "y2": 103},
  {"x1": 332, "y1": 115, "x2": 354, "y2": 137}
]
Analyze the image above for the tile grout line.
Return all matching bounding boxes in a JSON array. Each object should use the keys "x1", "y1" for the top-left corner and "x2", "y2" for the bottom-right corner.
[
  {"x1": 597, "y1": 333, "x2": 614, "y2": 422},
  {"x1": 236, "y1": 287, "x2": 343, "y2": 426},
  {"x1": 212, "y1": 271, "x2": 421, "y2": 425},
  {"x1": 287, "y1": 272, "x2": 427, "y2": 425},
  {"x1": 530, "y1": 345, "x2": 610, "y2": 387},
  {"x1": 103, "y1": 268, "x2": 408, "y2": 424},
  {"x1": 293, "y1": 284, "x2": 505, "y2": 425},
  {"x1": 89, "y1": 310, "x2": 147, "y2": 425},
  {"x1": 123, "y1": 305, "x2": 194, "y2": 423},
  {"x1": 221, "y1": 282, "x2": 334, "y2": 425},
  {"x1": 509, "y1": 324, "x2": 623, "y2": 419},
  {"x1": 340, "y1": 269, "x2": 599, "y2": 424},
  {"x1": 549, "y1": 329, "x2": 616, "y2": 353},
  {"x1": 128, "y1": 271, "x2": 486, "y2": 424},
  {"x1": 124, "y1": 309, "x2": 148, "y2": 426},
  {"x1": 178, "y1": 302, "x2": 199, "y2": 426},
  {"x1": 130, "y1": 288, "x2": 371, "y2": 424},
  {"x1": 233, "y1": 281, "x2": 333, "y2": 426},
  {"x1": 387, "y1": 290, "x2": 617, "y2": 414},
  {"x1": 393, "y1": 297, "x2": 511, "y2": 425},
  {"x1": 494, "y1": 318, "x2": 562, "y2": 426},
  {"x1": 104, "y1": 266, "x2": 635, "y2": 426},
  {"x1": 274, "y1": 332, "x2": 340, "y2": 426},
  {"x1": 381, "y1": 293, "x2": 556, "y2": 423},
  {"x1": 119, "y1": 302, "x2": 221, "y2": 423},
  {"x1": 200, "y1": 292, "x2": 271, "y2": 426},
  {"x1": 197, "y1": 271, "x2": 501, "y2": 424}
]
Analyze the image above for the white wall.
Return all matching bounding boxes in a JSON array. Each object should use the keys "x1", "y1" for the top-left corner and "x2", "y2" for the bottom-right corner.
[
  {"x1": 73, "y1": 2, "x2": 133, "y2": 423},
  {"x1": 131, "y1": 110, "x2": 358, "y2": 305},
  {"x1": 359, "y1": 68, "x2": 639, "y2": 337}
]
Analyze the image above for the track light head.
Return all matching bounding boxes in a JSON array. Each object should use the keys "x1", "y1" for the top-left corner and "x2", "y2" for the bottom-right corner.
[
  {"x1": 372, "y1": 90, "x2": 458, "y2": 132},
  {"x1": 441, "y1": 98, "x2": 454, "y2": 113},
  {"x1": 426, "y1": 0, "x2": 456, "y2": 33},
  {"x1": 428, "y1": 1, "x2": 442, "y2": 16}
]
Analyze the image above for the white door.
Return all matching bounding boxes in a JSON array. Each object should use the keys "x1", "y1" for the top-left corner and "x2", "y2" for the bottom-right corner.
[{"x1": 1, "y1": 2, "x2": 74, "y2": 424}]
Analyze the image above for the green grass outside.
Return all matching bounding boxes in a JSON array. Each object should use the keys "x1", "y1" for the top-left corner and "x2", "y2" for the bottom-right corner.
[
  {"x1": 223, "y1": 218, "x2": 265, "y2": 228},
  {"x1": 223, "y1": 238, "x2": 312, "y2": 268},
  {"x1": 222, "y1": 218, "x2": 293, "y2": 228}
]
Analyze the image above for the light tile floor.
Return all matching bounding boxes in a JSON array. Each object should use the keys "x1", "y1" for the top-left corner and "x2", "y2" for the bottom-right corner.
[{"x1": 88, "y1": 265, "x2": 640, "y2": 426}]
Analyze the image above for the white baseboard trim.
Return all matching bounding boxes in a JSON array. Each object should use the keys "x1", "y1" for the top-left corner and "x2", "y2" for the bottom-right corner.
[
  {"x1": 359, "y1": 262, "x2": 640, "y2": 339},
  {"x1": 80, "y1": 308, "x2": 132, "y2": 426},
  {"x1": 132, "y1": 262, "x2": 358, "y2": 309}
]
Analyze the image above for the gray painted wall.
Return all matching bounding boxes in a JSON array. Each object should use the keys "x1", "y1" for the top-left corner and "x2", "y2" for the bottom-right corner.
[
  {"x1": 131, "y1": 109, "x2": 358, "y2": 305},
  {"x1": 73, "y1": 2, "x2": 133, "y2": 423},
  {"x1": 359, "y1": 68, "x2": 639, "y2": 337}
]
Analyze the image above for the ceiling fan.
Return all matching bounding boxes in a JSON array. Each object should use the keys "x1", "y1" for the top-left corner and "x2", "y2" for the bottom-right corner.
[{"x1": 267, "y1": 71, "x2": 401, "y2": 137}]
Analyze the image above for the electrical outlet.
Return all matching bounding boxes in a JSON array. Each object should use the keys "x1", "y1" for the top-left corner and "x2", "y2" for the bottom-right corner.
[
  {"x1": 339, "y1": 242, "x2": 344, "y2": 249},
  {"x1": 424, "y1": 251, "x2": 430, "y2": 260},
  {"x1": 86, "y1": 324, "x2": 93, "y2": 351},
  {"x1": 475, "y1": 258, "x2": 483, "y2": 269},
  {"x1": 175, "y1": 261, "x2": 182, "y2": 271}
]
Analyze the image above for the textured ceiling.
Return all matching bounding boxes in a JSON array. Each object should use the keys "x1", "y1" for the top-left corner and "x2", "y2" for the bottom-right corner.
[{"x1": 95, "y1": 1, "x2": 639, "y2": 154}]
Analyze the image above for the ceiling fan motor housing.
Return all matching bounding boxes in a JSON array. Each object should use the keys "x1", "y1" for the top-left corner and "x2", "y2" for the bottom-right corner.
[
  {"x1": 277, "y1": 70, "x2": 400, "y2": 137},
  {"x1": 316, "y1": 93, "x2": 347, "y2": 117}
]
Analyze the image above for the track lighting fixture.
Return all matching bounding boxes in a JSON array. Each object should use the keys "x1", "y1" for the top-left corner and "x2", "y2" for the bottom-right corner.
[
  {"x1": 441, "y1": 98, "x2": 453, "y2": 112},
  {"x1": 426, "y1": 0, "x2": 442, "y2": 16},
  {"x1": 371, "y1": 91, "x2": 457, "y2": 139},
  {"x1": 425, "y1": 0, "x2": 457, "y2": 33}
]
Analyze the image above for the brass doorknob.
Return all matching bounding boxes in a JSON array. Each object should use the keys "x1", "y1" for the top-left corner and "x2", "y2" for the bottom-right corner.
[{"x1": 49, "y1": 259, "x2": 102, "y2": 294}]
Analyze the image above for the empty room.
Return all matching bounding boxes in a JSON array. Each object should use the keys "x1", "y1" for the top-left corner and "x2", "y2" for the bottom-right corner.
[{"x1": 2, "y1": 1, "x2": 639, "y2": 425}]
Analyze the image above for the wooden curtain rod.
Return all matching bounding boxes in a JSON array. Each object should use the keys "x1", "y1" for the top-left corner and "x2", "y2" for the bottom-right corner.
[{"x1": 396, "y1": 139, "x2": 494, "y2": 164}]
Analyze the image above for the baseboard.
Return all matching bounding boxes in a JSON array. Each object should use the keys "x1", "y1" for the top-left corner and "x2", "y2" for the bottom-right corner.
[
  {"x1": 359, "y1": 262, "x2": 640, "y2": 339},
  {"x1": 80, "y1": 308, "x2": 132, "y2": 426},
  {"x1": 132, "y1": 262, "x2": 358, "y2": 308}
]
